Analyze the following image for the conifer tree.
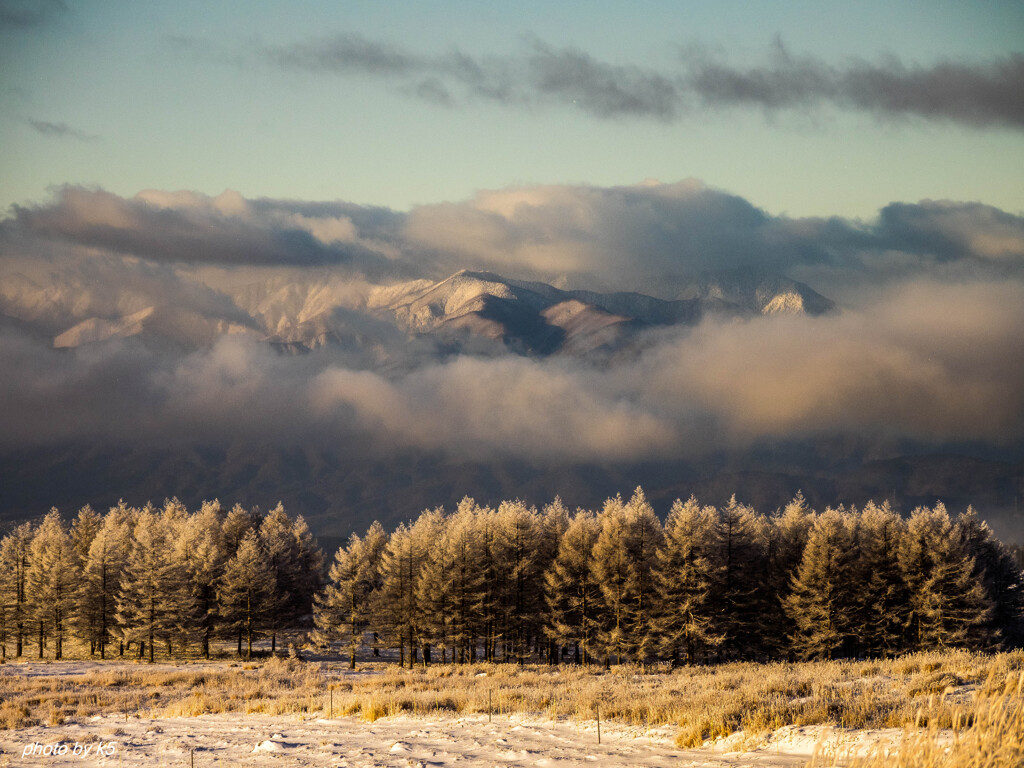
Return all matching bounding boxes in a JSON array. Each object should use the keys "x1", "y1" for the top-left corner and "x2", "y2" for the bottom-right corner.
[
  {"x1": 78, "y1": 504, "x2": 133, "y2": 657},
  {"x1": 899, "y1": 504, "x2": 990, "y2": 650},
  {"x1": 537, "y1": 497, "x2": 571, "y2": 663},
  {"x1": 0, "y1": 523, "x2": 34, "y2": 658},
  {"x1": 315, "y1": 521, "x2": 387, "y2": 668},
  {"x1": 219, "y1": 529, "x2": 277, "y2": 659},
  {"x1": 709, "y1": 495, "x2": 769, "y2": 660},
  {"x1": 495, "y1": 499, "x2": 541, "y2": 663},
  {"x1": 854, "y1": 501, "x2": 909, "y2": 657},
  {"x1": 955, "y1": 507, "x2": 1024, "y2": 649},
  {"x1": 172, "y1": 502, "x2": 226, "y2": 658},
  {"x1": 259, "y1": 503, "x2": 301, "y2": 652},
  {"x1": 70, "y1": 505, "x2": 102, "y2": 570},
  {"x1": 764, "y1": 492, "x2": 816, "y2": 657},
  {"x1": 25, "y1": 510, "x2": 79, "y2": 659},
  {"x1": 653, "y1": 496, "x2": 720, "y2": 664},
  {"x1": 784, "y1": 507, "x2": 857, "y2": 660},
  {"x1": 434, "y1": 499, "x2": 486, "y2": 664},
  {"x1": 116, "y1": 505, "x2": 182, "y2": 662},
  {"x1": 590, "y1": 489, "x2": 664, "y2": 667},
  {"x1": 222, "y1": 503, "x2": 259, "y2": 558},
  {"x1": 545, "y1": 509, "x2": 600, "y2": 664},
  {"x1": 375, "y1": 510, "x2": 441, "y2": 667}
]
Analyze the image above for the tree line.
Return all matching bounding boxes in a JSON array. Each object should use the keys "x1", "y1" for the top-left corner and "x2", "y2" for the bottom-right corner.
[
  {"x1": 316, "y1": 491, "x2": 1024, "y2": 668},
  {"x1": 0, "y1": 490, "x2": 1021, "y2": 666},
  {"x1": 0, "y1": 500, "x2": 322, "y2": 662}
]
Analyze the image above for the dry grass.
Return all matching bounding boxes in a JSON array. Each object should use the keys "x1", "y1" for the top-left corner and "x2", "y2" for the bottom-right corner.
[
  {"x1": 0, "y1": 649, "x2": 1021, "y2": 765},
  {"x1": 816, "y1": 669, "x2": 1024, "y2": 768}
]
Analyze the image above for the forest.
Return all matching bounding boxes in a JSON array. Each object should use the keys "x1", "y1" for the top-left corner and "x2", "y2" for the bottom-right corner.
[{"x1": 1, "y1": 490, "x2": 1022, "y2": 668}]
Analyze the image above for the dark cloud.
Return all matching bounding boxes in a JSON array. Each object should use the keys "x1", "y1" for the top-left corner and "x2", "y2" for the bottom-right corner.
[
  {"x1": 522, "y1": 38, "x2": 680, "y2": 120},
  {"x1": 0, "y1": 0, "x2": 65, "y2": 29},
  {"x1": 5, "y1": 187, "x2": 405, "y2": 273},
  {"x1": 28, "y1": 118, "x2": 98, "y2": 142},
  {"x1": 687, "y1": 41, "x2": 1024, "y2": 129},
  {"x1": 7, "y1": 184, "x2": 1024, "y2": 297},
  {"x1": 258, "y1": 33, "x2": 1024, "y2": 129},
  {"x1": 268, "y1": 32, "x2": 419, "y2": 75}
]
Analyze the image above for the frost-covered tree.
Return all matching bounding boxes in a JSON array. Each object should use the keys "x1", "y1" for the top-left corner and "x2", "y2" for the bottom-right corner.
[
  {"x1": 537, "y1": 498, "x2": 571, "y2": 663},
  {"x1": 258, "y1": 503, "x2": 301, "y2": 652},
  {"x1": 653, "y1": 496, "x2": 720, "y2": 665},
  {"x1": 222, "y1": 503, "x2": 260, "y2": 558},
  {"x1": 116, "y1": 505, "x2": 185, "y2": 662},
  {"x1": 172, "y1": 501, "x2": 226, "y2": 658},
  {"x1": 590, "y1": 489, "x2": 664, "y2": 667},
  {"x1": 853, "y1": 501, "x2": 909, "y2": 657},
  {"x1": 764, "y1": 492, "x2": 816, "y2": 657},
  {"x1": 315, "y1": 521, "x2": 387, "y2": 668},
  {"x1": 545, "y1": 509, "x2": 601, "y2": 664},
  {"x1": 375, "y1": 510, "x2": 441, "y2": 667},
  {"x1": 219, "y1": 528, "x2": 277, "y2": 659},
  {"x1": 70, "y1": 505, "x2": 102, "y2": 570},
  {"x1": 0, "y1": 523, "x2": 34, "y2": 658},
  {"x1": 900, "y1": 504, "x2": 990, "y2": 650},
  {"x1": 495, "y1": 499, "x2": 541, "y2": 663},
  {"x1": 26, "y1": 510, "x2": 80, "y2": 659},
  {"x1": 709, "y1": 496, "x2": 769, "y2": 659},
  {"x1": 784, "y1": 508, "x2": 857, "y2": 660},
  {"x1": 78, "y1": 503, "x2": 133, "y2": 657},
  {"x1": 955, "y1": 507, "x2": 1024, "y2": 649},
  {"x1": 291, "y1": 514, "x2": 325, "y2": 617}
]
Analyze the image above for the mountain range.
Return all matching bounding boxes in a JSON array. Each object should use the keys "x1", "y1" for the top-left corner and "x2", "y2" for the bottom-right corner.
[{"x1": 2, "y1": 266, "x2": 834, "y2": 357}]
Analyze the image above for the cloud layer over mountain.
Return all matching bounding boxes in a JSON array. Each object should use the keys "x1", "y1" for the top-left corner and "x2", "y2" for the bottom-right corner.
[{"x1": 3, "y1": 180, "x2": 1023, "y2": 476}]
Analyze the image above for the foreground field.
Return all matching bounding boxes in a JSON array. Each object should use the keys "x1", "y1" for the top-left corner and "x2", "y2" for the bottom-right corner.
[{"x1": 0, "y1": 650, "x2": 1020, "y2": 766}]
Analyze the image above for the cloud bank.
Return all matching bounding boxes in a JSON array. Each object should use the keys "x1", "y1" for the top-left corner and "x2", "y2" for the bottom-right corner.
[
  {"x1": 260, "y1": 34, "x2": 1024, "y2": 129},
  {"x1": 3, "y1": 181, "x2": 1024, "y2": 469}
]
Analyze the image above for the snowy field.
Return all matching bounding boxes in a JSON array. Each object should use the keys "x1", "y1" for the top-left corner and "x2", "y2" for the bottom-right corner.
[
  {"x1": 2, "y1": 656, "x2": 996, "y2": 767},
  {"x1": 0, "y1": 708, "x2": 913, "y2": 767}
]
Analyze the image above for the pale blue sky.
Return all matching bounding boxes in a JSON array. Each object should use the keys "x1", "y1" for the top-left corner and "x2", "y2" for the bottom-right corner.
[{"x1": 2, "y1": 0, "x2": 1022, "y2": 218}]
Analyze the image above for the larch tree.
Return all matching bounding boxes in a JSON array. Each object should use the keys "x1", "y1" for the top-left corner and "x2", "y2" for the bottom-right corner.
[
  {"x1": 653, "y1": 496, "x2": 720, "y2": 665},
  {"x1": 0, "y1": 523, "x2": 34, "y2": 658},
  {"x1": 955, "y1": 506, "x2": 1024, "y2": 649},
  {"x1": 26, "y1": 509, "x2": 80, "y2": 660},
  {"x1": 544, "y1": 509, "x2": 601, "y2": 664},
  {"x1": 315, "y1": 521, "x2": 387, "y2": 668},
  {"x1": 222, "y1": 503, "x2": 259, "y2": 559},
  {"x1": 784, "y1": 507, "x2": 857, "y2": 660},
  {"x1": 219, "y1": 528, "x2": 277, "y2": 659},
  {"x1": 78, "y1": 504, "x2": 133, "y2": 658},
  {"x1": 70, "y1": 505, "x2": 102, "y2": 571},
  {"x1": 495, "y1": 499, "x2": 541, "y2": 664},
  {"x1": 537, "y1": 497, "x2": 571, "y2": 663},
  {"x1": 437, "y1": 499, "x2": 486, "y2": 664},
  {"x1": 590, "y1": 495, "x2": 630, "y2": 665},
  {"x1": 116, "y1": 505, "x2": 182, "y2": 662},
  {"x1": 899, "y1": 504, "x2": 990, "y2": 651},
  {"x1": 172, "y1": 501, "x2": 226, "y2": 658},
  {"x1": 764, "y1": 492, "x2": 816, "y2": 657},
  {"x1": 854, "y1": 501, "x2": 909, "y2": 657},
  {"x1": 709, "y1": 495, "x2": 769, "y2": 660},
  {"x1": 375, "y1": 510, "x2": 441, "y2": 667},
  {"x1": 590, "y1": 489, "x2": 664, "y2": 667}
]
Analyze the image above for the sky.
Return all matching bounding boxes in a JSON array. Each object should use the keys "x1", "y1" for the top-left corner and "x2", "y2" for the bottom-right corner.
[
  {"x1": 1, "y1": 0, "x2": 1023, "y2": 219},
  {"x1": 1, "y1": 1, "x2": 1024, "y2": 528}
]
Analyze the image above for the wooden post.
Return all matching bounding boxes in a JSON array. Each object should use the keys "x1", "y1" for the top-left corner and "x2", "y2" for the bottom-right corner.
[
  {"x1": 488, "y1": 688, "x2": 492, "y2": 723},
  {"x1": 596, "y1": 704, "x2": 601, "y2": 745}
]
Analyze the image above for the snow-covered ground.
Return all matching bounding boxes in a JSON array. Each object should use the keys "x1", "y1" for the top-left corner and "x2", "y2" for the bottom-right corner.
[{"x1": 0, "y1": 708, "x2": 919, "y2": 767}]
